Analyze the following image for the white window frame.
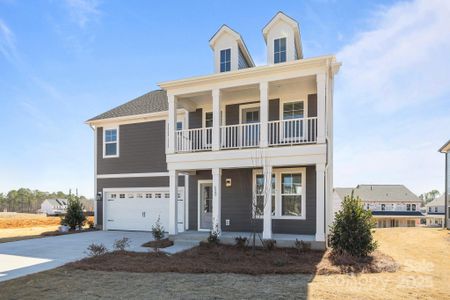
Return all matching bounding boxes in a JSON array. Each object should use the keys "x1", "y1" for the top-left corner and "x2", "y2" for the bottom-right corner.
[
  {"x1": 252, "y1": 167, "x2": 306, "y2": 220},
  {"x1": 273, "y1": 37, "x2": 287, "y2": 64},
  {"x1": 279, "y1": 99, "x2": 307, "y2": 142},
  {"x1": 103, "y1": 126, "x2": 119, "y2": 158},
  {"x1": 219, "y1": 48, "x2": 231, "y2": 72}
]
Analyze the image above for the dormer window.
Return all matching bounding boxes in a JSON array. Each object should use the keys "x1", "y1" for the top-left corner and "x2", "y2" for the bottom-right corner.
[
  {"x1": 274, "y1": 38, "x2": 287, "y2": 63},
  {"x1": 220, "y1": 49, "x2": 231, "y2": 72}
]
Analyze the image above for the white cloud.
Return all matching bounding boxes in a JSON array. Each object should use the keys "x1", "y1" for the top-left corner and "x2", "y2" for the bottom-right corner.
[
  {"x1": 334, "y1": 0, "x2": 450, "y2": 194},
  {"x1": 0, "y1": 18, "x2": 18, "y2": 63},
  {"x1": 64, "y1": 0, "x2": 101, "y2": 28},
  {"x1": 337, "y1": 0, "x2": 450, "y2": 113}
]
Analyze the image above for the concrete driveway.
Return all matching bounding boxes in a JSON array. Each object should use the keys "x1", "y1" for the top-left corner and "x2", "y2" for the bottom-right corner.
[{"x1": 0, "y1": 231, "x2": 152, "y2": 282}]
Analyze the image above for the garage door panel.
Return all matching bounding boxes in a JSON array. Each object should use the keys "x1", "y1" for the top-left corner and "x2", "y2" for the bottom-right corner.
[{"x1": 105, "y1": 188, "x2": 184, "y2": 232}]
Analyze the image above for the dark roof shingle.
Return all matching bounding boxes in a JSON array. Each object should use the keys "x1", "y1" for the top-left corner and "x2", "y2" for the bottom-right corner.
[{"x1": 87, "y1": 90, "x2": 168, "y2": 122}]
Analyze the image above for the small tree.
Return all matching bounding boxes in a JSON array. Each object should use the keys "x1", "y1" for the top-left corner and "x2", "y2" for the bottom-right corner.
[
  {"x1": 61, "y1": 195, "x2": 86, "y2": 230},
  {"x1": 152, "y1": 215, "x2": 165, "y2": 241},
  {"x1": 329, "y1": 192, "x2": 377, "y2": 257}
]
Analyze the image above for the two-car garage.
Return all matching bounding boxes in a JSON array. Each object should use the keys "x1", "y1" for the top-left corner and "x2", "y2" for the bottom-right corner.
[{"x1": 103, "y1": 187, "x2": 185, "y2": 233}]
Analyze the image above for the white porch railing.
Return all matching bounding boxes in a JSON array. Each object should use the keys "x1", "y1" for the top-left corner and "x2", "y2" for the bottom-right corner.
[
  {"x1": 268, "y1": 117, "x2": 317, "y2": 146},
  {"x1": 221, "y1": 123, "x2": 260, "y2": 149},
  {"x1": 174, "y1": 117, "x2": 318, "y2": 153},
  {"x1": 175, "y1": 127, "x2": 212, "y2": 152}
]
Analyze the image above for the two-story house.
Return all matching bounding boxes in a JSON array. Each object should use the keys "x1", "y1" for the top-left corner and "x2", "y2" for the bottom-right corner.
[
  {"x1": 334, "y1": 185, "x2": 423, "y2": 228},
  {"x1": 439, "y1": 140, "x2": 449, "y2": 229},
  {"x1": 86, "y1": 12, "x2": 341, "y2": 249},
  {"x1": 425, "y1": 194, "x2": 445, "y2": 227}
]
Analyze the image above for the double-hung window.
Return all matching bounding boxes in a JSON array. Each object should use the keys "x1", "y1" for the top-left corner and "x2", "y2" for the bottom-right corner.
[
  {"x1": 253, "y1": 168, "x2": 305, "y2": 219},
  {"x1": 220, "y1": 49, "x2": 231, "y2": 72},
  {"x1": 281, "y1": 173, "x2": 302, "y2": 216},
  {"x1": 104, "y1": 127, "x2": 119, "y2": 157},
  {"x1": 274, "y1": 37, "x2": 286, "y2": 63}
]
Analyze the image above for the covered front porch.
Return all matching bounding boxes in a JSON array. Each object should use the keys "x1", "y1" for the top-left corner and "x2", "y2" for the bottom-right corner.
[
  {"x1": 169, "y1": 230, "x2": 325, "y2": 250},
  {"x1": 167, "y1": 162, "x2": 328, "y2": 245}
]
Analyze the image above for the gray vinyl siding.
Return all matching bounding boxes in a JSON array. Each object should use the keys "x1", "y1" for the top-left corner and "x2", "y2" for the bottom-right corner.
[
  {"x1": 224, "y1": 99, "x2": 279, "y2": 126},
  {"x1": 97, "y1": 121, "x2": 167, "y2": 174},
  {"x1": 238, "y1": 48, "x2": 250, "y2": 69},
  {"x1": 188, "y1": 166, "x2": 316, "y2": 234},
  {"x1": 96, "y1": 176, "x2": 185, "y2": 226},
  {"x1": 189, "y1": 108, "x2": 203, "y2": 129},
  {"x1": 308, "y1": 94, "x2": 317, "y2": 118}
]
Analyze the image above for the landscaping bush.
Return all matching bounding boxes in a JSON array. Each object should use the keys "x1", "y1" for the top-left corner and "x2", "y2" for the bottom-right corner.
[
  {"x1": 113, "y1": 237, "x2": 130, "y2": 251},
  {"x1": 294, "y1": 239, "x2": 311, "y2": 253},
  {"x1": 234, "y1": 236, "x2": 248, "y2": 248},
  {"x1": 207, "y1": 224, "x2": 220, "y2": 244},
  {"x1": 329, "y1": 192, "x2": 377, "y2": 257},
  {"x1": 263, "y1": 239, "x2": 276, "y2": 251},
  {"x1": 86, "y1": 243, "x2": 108, "y2": 256},
  {"x1": 61, "y1": 195, "x2": 86, "y2": 230},
  {"x1": 151, "y1": 215, "x2": 165, "y2": 241},
  {"x1": 87, "y1": 220, "x2": 94, "y2": 229}
]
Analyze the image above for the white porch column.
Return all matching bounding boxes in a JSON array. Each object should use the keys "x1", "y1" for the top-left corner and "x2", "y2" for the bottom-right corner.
[
  {"x1": 212, "y1": 89, "x2": 221, "y2": 151},
  {"x1": 260, "y1": 81, "x2": 269, "y2": 148},
  {"x1": 169, "y1": 170, "x2": 179, "y2": 235},
  {"x1": 167, "y1": 93, "x2": 177, "y2": 154},
  {"x1": 212, "y1": 168, "x2": 222, "y2": 232},
  {"x1": 316, "y1": 163, "x2": 326, "y2": 242},
  {"x1": 316, "y1": 73, "x2": 326, "y2": 144},
  {"x1": 262, "y1": 164, "x2": 272, "y2": 239}
]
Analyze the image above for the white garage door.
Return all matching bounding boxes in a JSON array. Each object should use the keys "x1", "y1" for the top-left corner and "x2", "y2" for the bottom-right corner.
[{"x1": 104, "y1": 187, "x2": 184, "y2": 232}]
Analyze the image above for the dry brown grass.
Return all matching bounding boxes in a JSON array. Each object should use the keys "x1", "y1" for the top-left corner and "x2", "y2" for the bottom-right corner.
[
  {"x1": 308, "y1": 227, "x2": 450, "y2": 299},
  {"x1": 0, "y1": 214, "x2": 95, "y2": 243},
  {"x1": 0, "y1": 213, "x2": 61, "y2": 229}
]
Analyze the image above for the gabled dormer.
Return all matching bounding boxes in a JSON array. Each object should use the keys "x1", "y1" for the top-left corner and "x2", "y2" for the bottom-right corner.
[
  {"x1": 209, "y1": 25, "x2": 254, "y2": 73},
  {"x1": 263, "y1": 12, "x2": 303, "y2": 65}
]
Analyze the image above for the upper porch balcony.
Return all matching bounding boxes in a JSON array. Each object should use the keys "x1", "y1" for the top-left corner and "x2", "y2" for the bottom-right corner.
[{"x1": 161, "y1": 56, "x2": 338, "y2": 157}]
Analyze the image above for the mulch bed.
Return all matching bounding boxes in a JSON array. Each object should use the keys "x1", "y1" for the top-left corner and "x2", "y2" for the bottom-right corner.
[
  {"x1": 41, "y1": 228, "x2": 98, "y2": 237},
  {"x1": 67, "y1": 243, "x2": 399, "y2": 275},
  {"x1": 141, "y1": 238, "x2": 174, "y2": 248}
]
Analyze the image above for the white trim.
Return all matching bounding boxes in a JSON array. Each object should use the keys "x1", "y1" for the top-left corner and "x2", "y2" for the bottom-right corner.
[
  {"x1": 97, "y1": 172, "x2": 170, "y2": 179},
  {"x1": 239, "y1": 102, "x2": 260, "y2": 124},
  {"x1": 252, "y1": 167, "x2": 306, "y2": 220},
  {"x1": 279, "y1": 98, "x2": 308, "y2": 122},
  {"x1": 184, "y1": 174, "x2": 189, "y2": 231},
  {"x1": 93, "y1": 126, "x2": 98, "y2": 226},
  {"x1": 103, "y1": 126, "x2": 119, "y2": 158},
  {"x1": 198, "y1": 179, "x2": 213, "y2": 231}
]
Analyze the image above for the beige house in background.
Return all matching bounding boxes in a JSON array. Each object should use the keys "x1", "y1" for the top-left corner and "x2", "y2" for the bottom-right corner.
[
  {"x1": 334, "y1": 185, "x2": 423, "y2": 228},
  {"x1": 425, "y1": 194, "x2": 445, "y2": 227}
]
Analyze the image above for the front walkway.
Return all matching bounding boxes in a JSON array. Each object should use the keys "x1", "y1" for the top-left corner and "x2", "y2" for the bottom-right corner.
[{"x1": 0, "y1": 231, "x2": 153, "y2": 282}]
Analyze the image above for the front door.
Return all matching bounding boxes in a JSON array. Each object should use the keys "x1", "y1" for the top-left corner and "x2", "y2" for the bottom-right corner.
[{"x1": 199, "y1": 181, "x2": 213, "y2": 230}]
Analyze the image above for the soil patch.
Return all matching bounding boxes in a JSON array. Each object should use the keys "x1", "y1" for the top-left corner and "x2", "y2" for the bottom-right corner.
[
  {"x1": 141, "y1": 238, "x2": 173, "y2": 248},
  {"x1": 68, "y1": 243, "x2": 397, "y2": 275}
]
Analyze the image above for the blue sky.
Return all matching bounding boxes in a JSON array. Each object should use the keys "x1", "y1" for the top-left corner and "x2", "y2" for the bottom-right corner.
[{"x1": 0, "y1": 0, "x2": 449, "y2": 197}]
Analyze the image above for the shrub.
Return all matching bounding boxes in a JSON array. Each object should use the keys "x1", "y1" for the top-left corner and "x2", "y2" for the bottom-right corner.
[
  {"x1": 113, "y1": 237, "x2": 130, "y2": 251},
  {"x1": 234, "y1": 236, "x2": 248, "y2": 248},
  {"x1": 263, "y1": 239, "x2": 276, "y2": 251},
  {"x1": 294, "y1": 239, "x2": 311, "y2": 253},
  {"x1": 61, "y1": 195, "x2": 86, "y2": 230},
  {"x1": 207, "y1": 224, "x2": 220, "y2": 244},
  {"x1": 329, "y1": 192, "x2": 377, "y2": 257},
  {"x1": 151, "y1": 215, "x2": 165, "y2": 241},
  {"x1": 86, "y1": 243, "x2": 107, "y2": 256}
]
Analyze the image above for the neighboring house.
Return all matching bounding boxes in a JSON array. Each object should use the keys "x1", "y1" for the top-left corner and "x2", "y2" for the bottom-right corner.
[
  {"x1": 334, "y1": 185, "x2": 423, "y2": 228},
  {"x1": 86, "y1": 12, "x2": 341, "y2": 249},
  {"x1": 40, "y1": 199, "x2": 68, "y2": 216},
  {"x1": 439, "y1": 140, "x2": 450, "y2": 229},
  {"x1": 425, "y1": 194, "x2": 445, "y2": 227}
]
